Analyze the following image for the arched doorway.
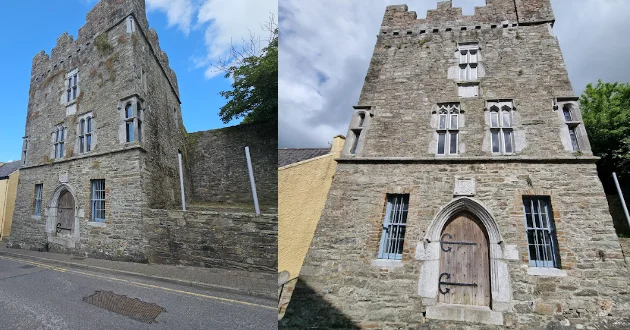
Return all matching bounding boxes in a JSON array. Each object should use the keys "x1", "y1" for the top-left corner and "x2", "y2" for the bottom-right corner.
[
  {"x1": 56, "y1": 190, "x2": 75, "y2": 237},
  {"x1": 438, "y1": 211, "x2": 490, "y2": 307}
]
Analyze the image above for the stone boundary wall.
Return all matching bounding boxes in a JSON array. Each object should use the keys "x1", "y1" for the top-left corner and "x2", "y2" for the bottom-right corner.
[
  {"x1": 143, "y1": 208, "x2": 277, "y2": 273},
  {"x1": 186, "y1": 123, "x2": 277, "y2": 207}
]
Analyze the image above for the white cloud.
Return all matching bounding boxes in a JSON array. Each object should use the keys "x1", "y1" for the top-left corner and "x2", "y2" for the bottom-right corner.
[
  {"x1": 279, "y1": 0, "x2": 630, "y2": 148},
  {"x1": 145, "y1": 0, "x2": 277, "y2": 79},
  {"x1": 146, "y1": 0, "x2": 195, "y2": 34},
  {"x1": 197, "y1": 0, "x2": 277, "y2": 78}
]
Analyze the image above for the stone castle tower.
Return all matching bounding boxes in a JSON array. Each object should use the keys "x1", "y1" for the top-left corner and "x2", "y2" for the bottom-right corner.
[
  {"x1": 9, "y1": 0, "x2": 188, "y2": 260},
  {"x1": 281, "y1": 0, "x2": 630, "y2": 328}
]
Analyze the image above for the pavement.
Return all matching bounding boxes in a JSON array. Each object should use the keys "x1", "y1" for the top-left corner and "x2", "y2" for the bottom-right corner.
[
  {"x1": 0, "y1": 256, "x2": 276, "y2": 329},
  {"x1": 0, "y1": 246, "x2": 275, "y2": 300}
]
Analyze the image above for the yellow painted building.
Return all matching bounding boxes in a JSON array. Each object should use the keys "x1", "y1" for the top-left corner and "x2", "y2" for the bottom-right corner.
[
  {"x1": 277, "y1": 136, "x2": 344, "y2": 316},
  {"x1": 0, "y1": 161, "x2": 20, "y2": 240}
]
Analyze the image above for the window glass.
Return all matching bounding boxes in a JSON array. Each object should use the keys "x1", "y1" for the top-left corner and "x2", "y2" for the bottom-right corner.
[
  {"x1": 491, "y1": 112, "x2": 499, "y2": 128},
  {"x1": 450, "y1": 114, "x2": 458, "y2": 129},
  {"x1": 491, "y1": 130, "x2": 500, "y2": 153},
  {"x1": 502, "y1": 111, "x2": 511, "y2": 128},
  {"x1": 437, "y1": 133, "x2": 446, "y2": 155},
  {"x1": 378, "y1": 194, "x2": 409, "y2": 260},
  {"x1": 504, "y1": 131, "x2": 513, "y2": 153},
  {"x1": 449, "y1": 132, "x2": 457, "y2": 154},
  {"x1": 439, "y1": 114, "x2": 447, "y2": 130}
]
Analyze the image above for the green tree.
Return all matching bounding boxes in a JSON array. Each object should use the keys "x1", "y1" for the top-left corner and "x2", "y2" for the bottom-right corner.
[
  {"x1": 580, "y1": 80, "x2": 630, "y2": 184},
  {"x1": 217, "y1": 23, "x2": 277, "y2": 127}
]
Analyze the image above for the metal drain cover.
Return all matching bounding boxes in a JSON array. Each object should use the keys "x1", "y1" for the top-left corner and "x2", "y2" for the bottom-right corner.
[{"x1": 83, "y1": 291, "x2": 164, "y2": 323}]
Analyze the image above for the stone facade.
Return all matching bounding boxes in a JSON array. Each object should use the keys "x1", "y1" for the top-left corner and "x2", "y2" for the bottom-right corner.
[
  {"x1": 186, "y1": 123, "x2": 277, "y2": 208},
  {"x1": 143, "y1": 209, "x2": 277, "y2": 273},
  {"x1": 281, "y1": 1, "x2": 630, "y2": 329},
  {"x1": 8, "y1": 0, "x2": 277, "y2": 273}
]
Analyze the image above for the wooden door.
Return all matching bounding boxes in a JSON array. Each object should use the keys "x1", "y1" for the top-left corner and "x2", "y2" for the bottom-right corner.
[
  {"x1": 57, "y1": 191, "x2": 75, "y2": 235},
  {"x1": 438, "y1": 211, "x2": 490, "y2": 307}
]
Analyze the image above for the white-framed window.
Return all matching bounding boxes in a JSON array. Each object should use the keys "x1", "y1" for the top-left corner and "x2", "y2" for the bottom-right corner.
[
  {"x1": 78, "y1": 115, "x2": 93, "y2": 153},
  {"x1": 34, "y1": 184, "x2": 43, "y2": 216},
  {"x1": 378, "y1": 194, "x2": 409, "y2": 260},
  {"x1": 458, "y1": 43, "x2": 479, "y2": 81},
  {"x1": 523, "y1": 196, "x2": 561, "y2": 268},
  {"x1": 120, "y1": 97, "x2": 144, "y2": 144},
  {"x1": 22, "y1": 137, "x2": 28, "y2": 165},
  {"x1": 126, "y1": 16, "x2": 136, "y2": 33},
  {"x1": 53, "y1": 126, "x2": 66, "y2": 159},
  {"x1": 66, "y1": 70, "x2": 78, "y2": 103},
  {"x1": 91, "y1": 179, "x2": 106, "y2": 222},
  {"x1": 488, "y1": 101, "x2": 514, "y2": 154},
  {"x1": 437, "y1": 103, "x2": 460, "y2": 155}
]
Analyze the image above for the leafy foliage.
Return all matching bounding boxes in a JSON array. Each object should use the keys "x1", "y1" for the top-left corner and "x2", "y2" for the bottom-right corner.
[
  {"x1": 218, "y1": 27, "x2": 277, "y2": 126},
  {"x1": 580, "y1": 80, "x2": 630, "y2": 184}
]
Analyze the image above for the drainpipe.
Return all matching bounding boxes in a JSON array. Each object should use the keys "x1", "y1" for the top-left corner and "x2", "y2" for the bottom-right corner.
[
  {"x1": 177, "y1": 151, "x2": 186, "y2": 211},
  {"x1": 612, "y1": 172, "x2": 630, "y2": 230},
  {"x1": 245, "y1": 146, "x2": 260, "y2": 215}
]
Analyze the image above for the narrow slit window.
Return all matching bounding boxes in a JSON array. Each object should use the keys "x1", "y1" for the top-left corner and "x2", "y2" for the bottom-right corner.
[
  {"x1": 34, "y1": 184, "x2": 43, "y2": 216},
  {"x1": 378, "y1": 194, "x2": 409, "y2": 260},
  {"x1": 350, "y1": 130, "x2": 360, "y2": 155},
  {"x1": 569, "y1": 127, "x2": 579, "y2": 151},
  {"x1": 358, "y1": 113, "x2": 365, "y2": 127}
]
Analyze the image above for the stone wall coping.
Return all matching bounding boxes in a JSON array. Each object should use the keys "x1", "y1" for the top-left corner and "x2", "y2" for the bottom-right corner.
[
  {"x1": 146, "y1": 208, "x2": 278, "y2": 219},
  {"x1": 19, "y1": 146, "x2": 146, "y2": 171},
  {"x1": 336, "y1": 156, "x2": 599, "y2": 164}
]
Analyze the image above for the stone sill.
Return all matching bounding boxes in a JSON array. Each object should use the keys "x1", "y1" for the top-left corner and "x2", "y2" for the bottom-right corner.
[
  {"x1": 87, "y1": 222, "x2": 107, "y2": 228},
  {"x1": 336, "y1": 156, "x2": 598, "y2": 164},
  {"x1": 31, "y1": 215, "x2": 42, "y2": 220},
  {"x1": 371, "y1": 259, "x2": 404, "y2": 268},
  {"x1": 426, "y1": 303, "x2": 503, "y2": 326},
  {"x1": 527, "y1": 267, "x2": 567, "y2": 277}
]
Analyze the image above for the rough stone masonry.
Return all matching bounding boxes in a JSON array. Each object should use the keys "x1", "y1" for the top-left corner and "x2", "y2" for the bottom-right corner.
[
  {"x1": 281, "y1": 1, "x2": 630, "y2": 329},
  {"x1": 8, "y1": 0, "x2": 277, "y2": 273}
]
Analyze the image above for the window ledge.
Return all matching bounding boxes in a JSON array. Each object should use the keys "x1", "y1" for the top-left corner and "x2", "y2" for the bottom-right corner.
[
  {"x1": 527, "y1": 267, "x2": 567, "y2": 277},
  {"x1": 457, "y1": 81, "x2": 480, "y2": 86},
  {"x1": 31, "y1": 215, "x2": 42, "y2": 220},
  {"x1": 371, "y1": 259, "x2": 404, "y2": 268},
  {"x1": 87, "y1": 222, "x2": 106, "y2": 227}
]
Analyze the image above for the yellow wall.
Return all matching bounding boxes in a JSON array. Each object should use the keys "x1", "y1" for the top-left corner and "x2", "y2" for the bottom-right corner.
[
  {"x1": 0, "y1": 170, "x2": 19, "y2": 239},
  {"x1": 278, "y1": 136, "x2": 344, "y2": 280}
]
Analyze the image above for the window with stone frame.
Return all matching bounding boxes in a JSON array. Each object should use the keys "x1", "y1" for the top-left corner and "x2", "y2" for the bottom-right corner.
[
  {"x1": 436, "y1": 103, "x2": 460, "y2": 155},
  {"x1": 378, "y1": 194, "x2": 409, "y2": 260},
  {"x1": 562, "y1": 104, "x2": 580, "y2": 151},
  {"x1": 78, "y1": 114, "x2": 94, "y2": 154},
  {"x1": 458, "y1": 43, "x2": 479, "y2": 81},
  {"x1": 22, "y1": 137, "x2": 28, "y2": 165},
  {"x1": 523, "y1": 196, "x2": 561, "y2": 268},
  {"x1": 66, "y1": 70, "x2": 78, "y2": 103},
  {"x1": 121, "y1": 97, "x2": 144, "y2": 144},
  {"x1": 488, "y1": 101, "x2": 514, "y2": 154},
  {"x1": 34, "y1": 184, "x2": 43, "y2": 216},
  {"x1": 126, "y1": 16, "x2": 136, "y2": 33},
  {"x1": 349, "y1": 130, "x2": 360, "y2": 154},
  {"x1": 91, "y1": 179, "x2": 105, "y2": 222},
  {"x1": 53, "y1": 126, "x2": 66, "y2": 159},
  {"x1": 348, "y1": 109, "x2": 369, "y2": 155}
]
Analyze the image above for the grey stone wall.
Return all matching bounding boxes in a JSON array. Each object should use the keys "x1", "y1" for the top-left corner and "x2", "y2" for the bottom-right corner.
[
  {"x1": 285, "y1": 1, "x2": 630, "y2": 329},
  {"x1": 9, "y1": 149, "x2": 147, "y2": 262},
  {"x1": 143, "y1": 209, "x2": 277, "y2": 273},
  {"x1": 283, "y1": 161, "x2": 630, "y2": 329},
  {"x1": 186, "y1": 123, "x2": 277, "y2": 207}
]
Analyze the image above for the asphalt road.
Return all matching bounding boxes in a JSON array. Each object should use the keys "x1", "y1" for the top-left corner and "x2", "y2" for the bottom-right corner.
[{"x1": 0, "y1": 256, "x2": 276, "y2": 330}]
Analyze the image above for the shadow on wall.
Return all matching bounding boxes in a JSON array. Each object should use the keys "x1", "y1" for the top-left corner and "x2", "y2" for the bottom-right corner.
[
  {"x1": 279, "y1": 278, "x2": 360, "y2": 329},
  {"x1": 601, "y1": 175, "x2": 630, "y2": 237}
]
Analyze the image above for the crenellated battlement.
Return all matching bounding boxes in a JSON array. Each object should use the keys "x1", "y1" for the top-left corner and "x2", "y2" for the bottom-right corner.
[
  {"x1": 30, "y1": 0, "x2": 179, "y2": 99},
  {"x1": 382, "y1": 0, "x2": 553, "y2": 33}
]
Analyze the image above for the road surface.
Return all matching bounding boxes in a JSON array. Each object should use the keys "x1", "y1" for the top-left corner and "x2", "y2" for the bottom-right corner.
[{"x1": 0, "y1": 255, "x2": 276, "y2": 330}]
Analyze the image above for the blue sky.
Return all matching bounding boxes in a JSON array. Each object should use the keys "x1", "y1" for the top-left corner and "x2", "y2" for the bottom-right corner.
[{"x1": 0, "y1": 0, "x2": 277, "y2": 162}]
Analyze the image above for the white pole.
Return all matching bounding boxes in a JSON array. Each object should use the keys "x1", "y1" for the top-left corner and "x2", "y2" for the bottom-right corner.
[
  {"x1": 245, "y1": 146, "x2": 260, "y2": 214},
  {"x1": 178, "y1": 151, "x2": 186, "y2": 211},
  {"x1": 612, "y1": 172, "x2": 630, "y2": 230}
]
